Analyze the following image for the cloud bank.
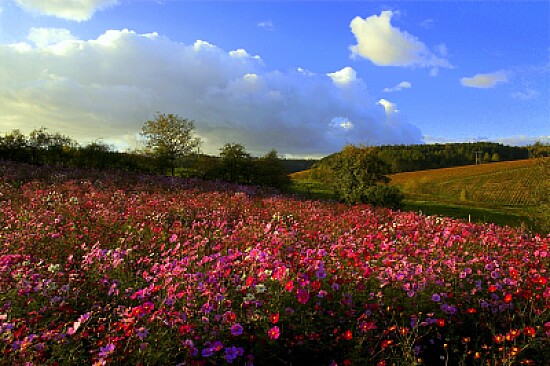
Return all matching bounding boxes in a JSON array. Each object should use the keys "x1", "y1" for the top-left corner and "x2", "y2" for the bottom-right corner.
[
  {"x1": 349, "y1": 11, "x2": 451, "y2": 69},
  {"x1": 0, "y1": 28, "x2": 424, "y2": 156},
  {"x1": 460, "y1": 71, "x2": 508, "y2": 88},
  {"x1": 13, "y1": 0, "x2": 118, "y2": 21}
]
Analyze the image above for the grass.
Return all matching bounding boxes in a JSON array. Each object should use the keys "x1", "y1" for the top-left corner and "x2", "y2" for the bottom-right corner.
[{"x1": 289, "y1": 158, "x2": 549, "y2": 233}]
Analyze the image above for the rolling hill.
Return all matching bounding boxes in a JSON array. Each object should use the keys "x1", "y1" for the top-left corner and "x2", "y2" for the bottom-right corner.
[{"x1": 290, "y1": 158, "x2": 549, "y2": 232}]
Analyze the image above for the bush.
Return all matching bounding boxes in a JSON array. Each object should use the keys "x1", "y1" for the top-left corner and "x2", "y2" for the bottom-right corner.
[{"x1": 362, "y1": 185, "x2": 404, "y2": 209}]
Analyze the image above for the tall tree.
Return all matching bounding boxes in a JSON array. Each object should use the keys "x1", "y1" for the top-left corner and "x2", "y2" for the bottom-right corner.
[
  {"x1": 253, "y1": 149, "x2": 291, "y2": 190},
  {"x1": 140, "y1": 113, "x2": 201, "y2": 176},
  {"x1": 218, "y1": 143, "x2": 252, "y2": 183}
]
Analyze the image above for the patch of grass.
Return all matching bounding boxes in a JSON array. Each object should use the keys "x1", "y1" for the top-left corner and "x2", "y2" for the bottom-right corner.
[
  {"x1": 288, "y1": 179, "x2": 335, "y2": 200},
  {"x1": 402, "y1": 198, "x2": 537, "y2": 230}
]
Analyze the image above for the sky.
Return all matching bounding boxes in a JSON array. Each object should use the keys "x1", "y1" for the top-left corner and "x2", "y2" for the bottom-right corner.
[{"x1": 0, "y1": 0, "x2": 548, "y2": 157}]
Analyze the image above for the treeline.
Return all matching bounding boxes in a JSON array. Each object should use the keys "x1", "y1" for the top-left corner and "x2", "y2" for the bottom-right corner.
[
  {"x1": 0, "y1": 128, "x2": 291, "y2": 190},
  {"x1": 315, "y1": 142, "x2": 534, "y2": 174},
  {"x1": 0, "y1": 128, "x2": 152, "y2": 172}
]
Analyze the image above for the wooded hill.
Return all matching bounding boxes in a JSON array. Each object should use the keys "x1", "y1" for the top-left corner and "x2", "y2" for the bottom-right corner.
[{"x1": 313, "y1": 142, "x2": 539, "y2": 175}]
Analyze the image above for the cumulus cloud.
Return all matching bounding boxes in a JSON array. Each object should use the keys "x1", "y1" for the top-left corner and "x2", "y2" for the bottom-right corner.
[
  {"x1": 383, "y1": 81, "x2": 411, "y2": 93},
  {"x1": 28, "y1": 28, "x2": 77, "y2": 48},
  {"x1": 13, "y1": 0, "x2": 118, "y2": 21},
  {"x1": 0, "y1": 29, "x2": 424, "y2": 156},
  {"x1": 349, "y1": 10, "x2": 451, "y2": 69},
  {"x1": 327, "y1": 66, "x2": 357, "y2": 86},
  {"x1": 377, "y1": 99, "x2": 398, "y2": 115},
  {"x1": 460, "y1": 71, "x2": 508, "y2": 88}
]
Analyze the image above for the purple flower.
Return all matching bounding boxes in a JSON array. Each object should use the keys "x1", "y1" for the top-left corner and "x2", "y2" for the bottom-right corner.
[
  {"x1": 99, "y1": 343, "x2": 115, "y2": 358},
  {"x1": 202, "y1": 347, "x2": 214, "y2": 357},
  {"x1": 137, "y1": 327, "x2": 148, "y2": 340},
  {"x1": 431, "y1": 293, "x2": 441, "y2": 302},
  {"x1": 225, "y1": 346, "x2": 241, "y2": 363},
  {"x1": 230, "y1": 323, "x2": 243, "y2": 336}
]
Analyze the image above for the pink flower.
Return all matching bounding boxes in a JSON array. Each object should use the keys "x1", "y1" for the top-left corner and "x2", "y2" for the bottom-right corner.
[{"x1": 268, "y1": 326, "x2": 280, "y2": 340}]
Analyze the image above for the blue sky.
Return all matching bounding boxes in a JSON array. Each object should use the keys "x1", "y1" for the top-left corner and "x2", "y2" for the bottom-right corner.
[{"x1": 0, "y1": 0, "x2": 548, "y2": 157}]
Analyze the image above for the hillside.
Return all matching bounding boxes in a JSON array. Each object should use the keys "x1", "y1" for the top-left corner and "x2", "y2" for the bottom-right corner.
[
  {"x1": 389, "y1": 158, "x2": 542, "y2": 205},
  {"x1": 388, "y1": 158, "x2": 548, "y2": 231},
  {"x1": 291, "y1": 158, "x2": 548, "y2": 232}
]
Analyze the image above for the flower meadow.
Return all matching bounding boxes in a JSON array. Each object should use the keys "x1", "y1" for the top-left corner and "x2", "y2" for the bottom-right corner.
[{"x1": 1, "y1": 162, "x2": 548, "y2": 366}]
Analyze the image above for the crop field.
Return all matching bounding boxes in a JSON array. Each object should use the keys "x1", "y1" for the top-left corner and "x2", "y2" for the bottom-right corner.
[
  {"x1": 0, "y1": 161, "x2": 549, "y2": 365},
  {"x1": 388, "y1": 159, "x2": 543, "y2": 206}
]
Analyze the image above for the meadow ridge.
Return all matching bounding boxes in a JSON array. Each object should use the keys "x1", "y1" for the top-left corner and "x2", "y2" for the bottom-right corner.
[{"x1": 0, "y1": 161, "x2": 548, "y2": 365}]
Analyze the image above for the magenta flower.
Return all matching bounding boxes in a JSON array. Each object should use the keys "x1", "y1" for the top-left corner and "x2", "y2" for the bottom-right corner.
[
  {"x1": 268, "y1": 326, "x2": 280, "y2": 340},
  {"x1": 297, "y1": 289, "x2": 310, "y2": 304}
]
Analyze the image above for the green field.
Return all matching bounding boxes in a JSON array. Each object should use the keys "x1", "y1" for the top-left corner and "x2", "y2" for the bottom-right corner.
[{"x1": 290, "y1": 158, "x2": 549, "y2": 233}]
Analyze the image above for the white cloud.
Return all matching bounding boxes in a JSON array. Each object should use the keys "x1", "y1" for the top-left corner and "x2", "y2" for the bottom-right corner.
[
  {"x1": 28, "y1": 28, "x2": 77, "y2": 48},
  {"x1": 494, "y1": 135, "x2": 550, "y2": 146},
  {"x1": 257, "y1": 20, "x2": 274, "y2": 31},
  {"x1": 460, "y1": 71, "x2": 508, "y2": 88},
  {"x1": 0, "y1": 29, "x2": 423, "y2": 156},
  {"x1": 383, "y1": 81, "x2": 411, "y2": 93},
  {"x1": 327, "y1": 66, "x2": 357, "y2": 86},
  {"x1": 377, "y1": 99, "x2": 398, "y2": 115},
  {"x1": 14, "y1": 0, "x2": 118, "y2": 21},
  {"x1": 349, "y1": 11, "x2": 451, "y2": 69},
  {"x1": 330, "y1": 117, "x2": 354, "y2": 130}
]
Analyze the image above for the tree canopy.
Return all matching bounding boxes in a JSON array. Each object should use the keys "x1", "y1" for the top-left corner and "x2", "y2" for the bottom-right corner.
[{"x1": 140, "y1": 113, "x2": 201, "y2": 175}]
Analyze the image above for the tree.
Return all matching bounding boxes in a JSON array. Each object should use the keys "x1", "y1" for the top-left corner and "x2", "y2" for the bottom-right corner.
[
  {"x1": 44, "y1": 131, "x2": 75, "y2": 166},
  {"x1": 330, "y1": 145, "x2": 399, "y2": 206},
  {"x1": 0, "y1": 129, "x2": 28, "y2": 162},
  {"x1": 29, "y1": 127, "x2": 50, "y2": 165},
  {"x1": 253, "y1": 149, "x2": 291, "y2": 190},
  {"x1": 140, "y1": 113, "x2": 201, "y2": 176},
  {"x1": 218, "y1": 143, "x2": 252, "y2": 183}
]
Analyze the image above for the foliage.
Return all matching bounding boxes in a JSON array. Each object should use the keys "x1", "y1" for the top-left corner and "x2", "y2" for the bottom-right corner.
[
  {"x1": 217, "y1": 143, "x2": 253, "y2": 183},
  {"x1": 329, "y1": 145, "x2": 401, "y2": 208},
  {"x1": 252, "y1": 149, "x2": 291, "y2": 190},
  {"x1": 361, "y1": 185, "x2": 404, "y2": 210},
  {"x1": 195, "y1": 145, "x2": 290, "y2": 190},
  {"x1": 0, "y1": 128, "x2": 155, "y2": 173},
  {"x1": 314, "y1": 142, "x2": 530, "y2": 175},
  {"x1": 0, "y1": 161, "x2": 548, "y2": 366},
  {"x1": 140, "y1": 113, "x2": 201, "y2": 176}
]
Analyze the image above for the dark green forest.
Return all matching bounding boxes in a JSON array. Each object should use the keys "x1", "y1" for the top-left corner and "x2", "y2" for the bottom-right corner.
[{"x1": 314, "y1": 142, "x2": 546, "y2": 175}]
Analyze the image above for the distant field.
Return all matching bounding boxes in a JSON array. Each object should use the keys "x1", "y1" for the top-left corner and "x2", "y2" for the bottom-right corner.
[
  {"x1": 290, "y1": 158, "x2": 548, "y2": 232},
  {"x1": 388, "y1": 158, "x2": 543, "y2": 205},
  {"x1": 389, "y1": 158, "x2": 549, "y2": 231}
]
